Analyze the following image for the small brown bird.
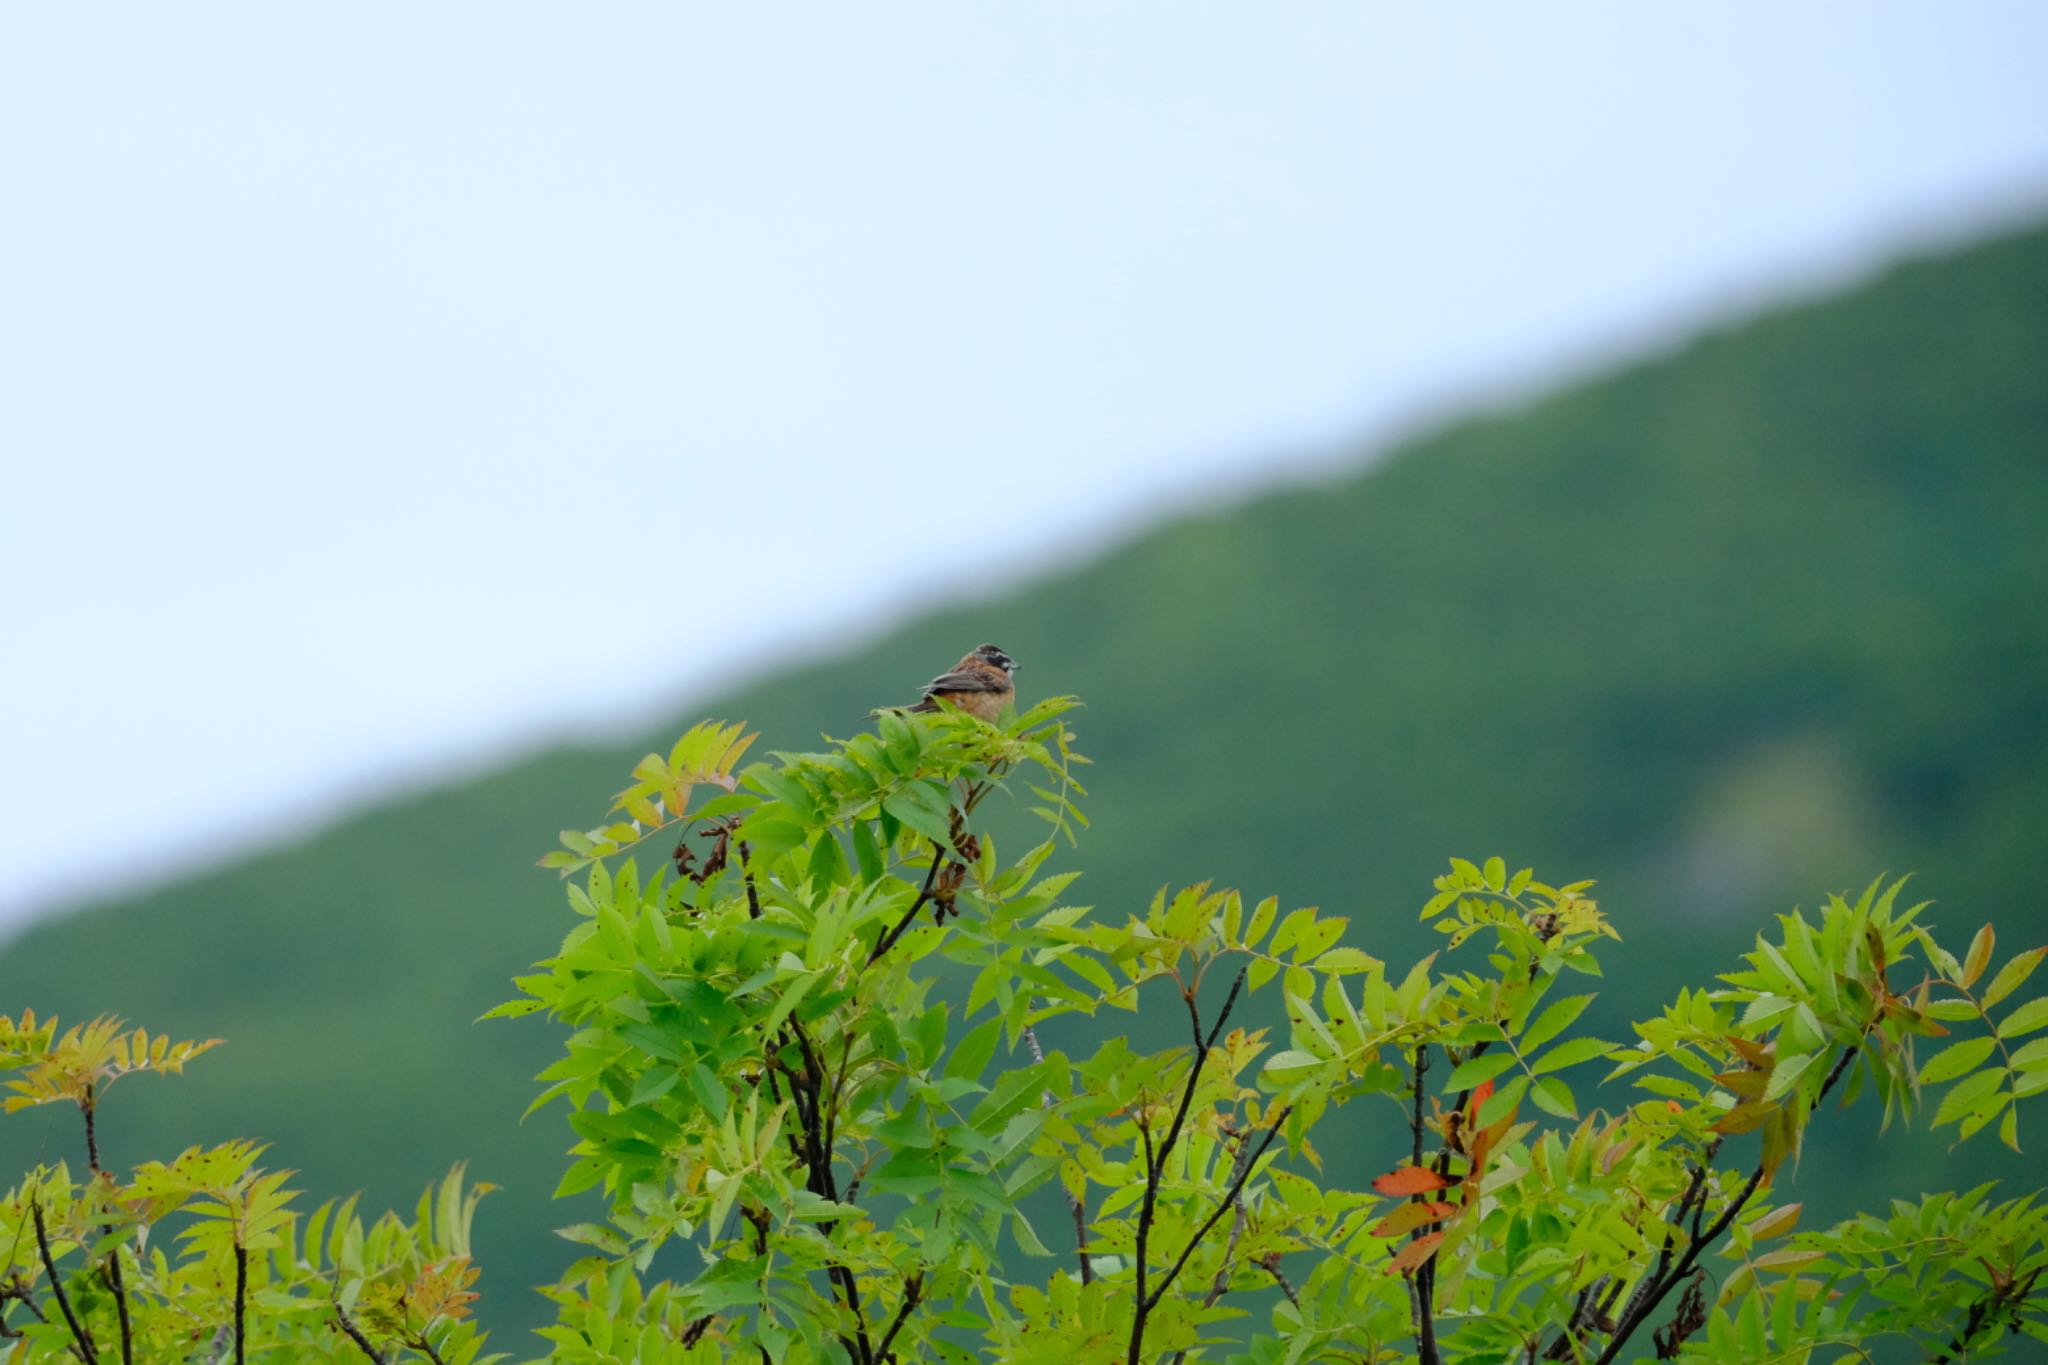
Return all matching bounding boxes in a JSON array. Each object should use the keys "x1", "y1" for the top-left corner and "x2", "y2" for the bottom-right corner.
[{"x1": 902, "y1": 643, "x2": 1019, "y2": 721}]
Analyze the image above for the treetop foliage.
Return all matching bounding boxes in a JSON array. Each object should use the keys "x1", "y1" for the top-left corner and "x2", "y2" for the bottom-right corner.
[{"x1": 4, "y1": 704, "x2": 2045, "y2": 1361}]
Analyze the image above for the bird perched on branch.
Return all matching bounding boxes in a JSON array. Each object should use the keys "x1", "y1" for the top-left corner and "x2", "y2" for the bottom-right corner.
[{"x1": 896, "y1": 643, "x2": 1018, "y2": 722}]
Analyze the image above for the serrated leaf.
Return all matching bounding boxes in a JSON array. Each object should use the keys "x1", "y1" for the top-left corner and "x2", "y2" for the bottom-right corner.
[
  {"x1": 1982, "y1": 947, "x2": 2047, "y2": 1010},
  {"x1": 1918, "y1": 1036, "x2": 1997, "y2": 1086},
  {"x1": 2000, "y1": 996, "x2": 2048, "y2": 1039},
  {"x1": 1446, "y1": 1051, "x2": 1517, "y2": 1091},
  {"x1": 1520, "y1": 994, "x2": 1595, "y2": 1054}
]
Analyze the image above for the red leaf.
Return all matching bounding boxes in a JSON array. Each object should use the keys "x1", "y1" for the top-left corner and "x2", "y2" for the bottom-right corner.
[
  {"x1": 1385, "y1": 1230, "x2": 1446, "y2": 1277},
  {"x1": 1465, "y1": 1078, "x2": 1495, "y2": 1118},
  {"x1": 1372, "y1": 1165, "x2": 1448, "y2": 1196}
]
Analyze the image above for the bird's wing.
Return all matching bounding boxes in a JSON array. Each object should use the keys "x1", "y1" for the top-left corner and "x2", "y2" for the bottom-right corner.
[{"x1": 921, "y1": 666, "x2": 1009, "y2": 697}]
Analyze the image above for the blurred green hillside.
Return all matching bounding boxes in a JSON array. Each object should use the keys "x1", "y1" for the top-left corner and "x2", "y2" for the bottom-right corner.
[{"x1": 5, "y1": 219, "x2": 2046, "y2": 1341}]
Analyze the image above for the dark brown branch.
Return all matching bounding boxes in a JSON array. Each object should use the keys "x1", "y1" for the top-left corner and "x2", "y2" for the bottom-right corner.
[
  {"x1": 867, "y1": 841, "x2": 950, "y2": 965},
  {"x1": 333, "y1": 1304, "x2": 387, "y2": 1363},
  {"x1": 1129, "y1": 1117, "x2": 1158, "y2": 1362},
  {"x1": 233, "y1": 1243, "x2": 248, "y2": 1365},
  {"x1": 771, "y1": 1020, "x2": 871, "y2": 1365},
  {"x1": 1148, "y1": 1105, "x2": 1291, "y2": 1311},
  {"x1": 872, "y1": 1275, "x2": 922, "y2": 1363},
  {"x1": 1, "y1": 1270, "x2": 51, "y2": 1339},
  {"x1": 1406, "y1": 1044, "x2": 1441, "y2": 1365},
  {"x1": 105, "y1": 1252, "x2": 132, "y2": 1365},
  {"x1": 31, "y1": 1200, "x2": 98, "y2": 1364},
  {"x1": 1261, "y1": 1256, "x2": 1301, "y2": 1308},
  {"x1": 1591, "y1": 1043, "x2": 1861, "y2": 1365},
  {"x1": 1126, "y1": 967, "x2": 1250, "y2": 1364},
  {"x1": 80, "y1": 1093, "x2": 101, "y2": 1176},
  {"x1": 1166, "y1": 1136, "x2": 1261, "y2": 1365},
  {"x1": 74, "y1": 1092, "x2": 130, "y2": 1365},
  {"x1": 1926, "y1": 1266, "x2": 2040, "y2": 1364}
]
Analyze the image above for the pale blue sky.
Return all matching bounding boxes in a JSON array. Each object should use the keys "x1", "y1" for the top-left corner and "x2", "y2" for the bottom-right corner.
[{"x1": 4, "y1": 5, "x2": 2047, "y2": 928}]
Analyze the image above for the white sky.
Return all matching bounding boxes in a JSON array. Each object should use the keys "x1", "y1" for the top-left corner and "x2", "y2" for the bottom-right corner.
[{"x1": 4, "y1": 5, "x2": 2046, "y2": 930}]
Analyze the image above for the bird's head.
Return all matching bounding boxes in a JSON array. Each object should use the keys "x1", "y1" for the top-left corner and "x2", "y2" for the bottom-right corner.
[{"x1": 971, "y1": 643, "x2": 1018, "y2": 675}]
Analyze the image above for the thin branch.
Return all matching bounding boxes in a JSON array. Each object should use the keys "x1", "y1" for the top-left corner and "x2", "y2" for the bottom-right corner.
[
  {"x1": 1131, "y1": 1117, "x2": 1157, "y2": 1357},
  {"x1": 74, "y1": 1094, "x2": 131, "y2": 1365},
  {"x1": 773, "y1": 1020, "x2": 871, "y2": 1365},
  {"x1": 872, "y1": 1275, "x2": 923, "y2": 1363},
  {"x1": 105, "y1": 1252, "x2": 132, "y2": 1365},
  {"x1": 1201, "y1": 1132, "x2": 1261, "y2": 1308},
  {"x1": 333, "y1": 1304, "x2": 388, "y2": 1364},
  {"x1": 1156, "y1": 968, "x2": 1248, "y2": 1183},
  {"x1": 1261, "y1": 1256, "x2": 1302, "y2": 1308},
  {"x1": 31, "y1": 1200, "x2": 98, "y2": 1364},
  {"x1": 1592, "y1": 1043, "x2": 1861, "y2": 1365},
  {"x1": 1148, "y1": 1105, "x2": 1292, "y2": 1311},
  {"x1": 867, "y1": 841, "x2": 950, "y2": 966},
  {"x1": 1126, "y1": 967, "x2": 1251, "y2": 1364},
  {"x1": 1926, "y1": 1266, "x2": 2041, "y2": 1364},
  {"x1": 80, "y1": 1095, "x2": 101, "y2": 1177},
  {"x1": 1163, "y1": 1126, "x2": 1265, "y2": 1365}
]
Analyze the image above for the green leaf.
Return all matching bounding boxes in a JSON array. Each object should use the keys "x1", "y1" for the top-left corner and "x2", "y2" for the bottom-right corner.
[
  {"x1": 1446, "y1": 1051, "x2": 1517, "y2": 1091},
  {"x1": 806, "y1": 830, "x2": 850, "y2": 893},
  {"x1": 688, "y1": 1062, "x2": 730, "y2": 1121},
  {"x1": 1532, "y1": 1036, "x2": 1611, "y2": 1075},
  {"x1": 1520, "y1": 994, "x2": 1595, "y2": 1054},
  {"x1": 1982, "y1": 946, "x2": 2048, "y2": 1011},
  {"x1": 1763, "y1": 1051, "x2": 1817, "y2": 1102},
  {"x1": 946, "y1": 1017, "x2": 1004, "y2": 1082},
  {"x1": 1011, "y1": 1208, "x2": 1055, "y2": 1257},
  {"x1": 1918, "y1": 1036, "x2": 1997, "y2": 1086},
  {"x1": 1932, "y1": 1067, "x2": 2004, "y2": 1128},
  {"x1": 1317, "y1": 946, "x2": 1379, "y2": 974},
  {"x1": 883, "y1": 781, "x2": 956, "y2": 846},
  {"x1": 852, "y1": 820, "x2": 886, "y2": 884},
  {"x1": 1530, "y1": 1075, "x2": 1577, "y2": 1118},
  {"x1": 1999, "y1": 997, "x2": 2048, "y2": 1040}
]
